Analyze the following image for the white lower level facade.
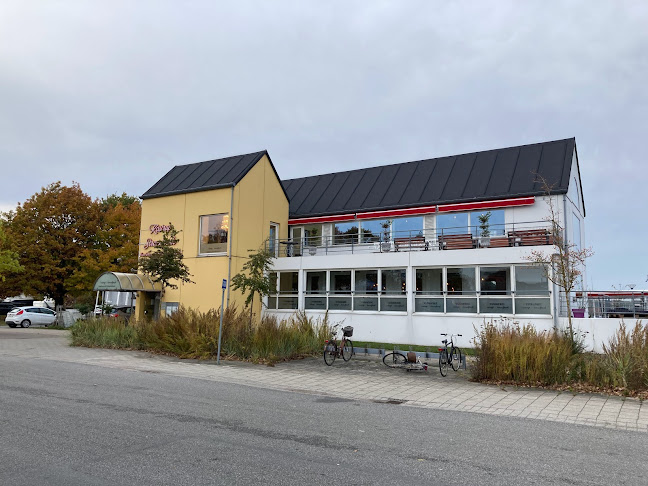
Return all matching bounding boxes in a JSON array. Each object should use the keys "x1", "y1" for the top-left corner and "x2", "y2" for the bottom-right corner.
[{"x1": 264, "y1": 246, "x2": 558, "y2": 347}]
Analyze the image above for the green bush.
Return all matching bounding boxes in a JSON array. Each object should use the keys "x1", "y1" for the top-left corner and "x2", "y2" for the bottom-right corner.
[{"x1": 71, "y1": 307, "x2": 331, "y2": 364}]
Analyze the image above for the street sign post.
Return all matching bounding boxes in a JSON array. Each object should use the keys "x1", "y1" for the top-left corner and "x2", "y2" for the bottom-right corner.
[{"x1": 217, "y1": 279, "x2": 227, "y2": 364}]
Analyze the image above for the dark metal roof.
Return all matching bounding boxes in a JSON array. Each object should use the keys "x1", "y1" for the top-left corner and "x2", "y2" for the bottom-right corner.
[
  {"x1": 141, "y1": 150, "x2": 289, "y2": 201},
  {"x1": 283, "y1": 138, "x2": 577, "y2": 219}
]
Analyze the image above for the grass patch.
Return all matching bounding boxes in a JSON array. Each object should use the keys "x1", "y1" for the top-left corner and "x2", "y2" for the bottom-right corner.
[{"x1": 71, "y1": 308, "x2": 331, "y2": 364}]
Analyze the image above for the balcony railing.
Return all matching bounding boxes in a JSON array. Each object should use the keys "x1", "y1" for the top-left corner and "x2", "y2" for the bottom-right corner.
[
  {"x1": 267, "y1": 220, "x2": 559, "y2": 257},
  {"x1": 559, "y1": 291, "x2": 648, "y2": 319}
]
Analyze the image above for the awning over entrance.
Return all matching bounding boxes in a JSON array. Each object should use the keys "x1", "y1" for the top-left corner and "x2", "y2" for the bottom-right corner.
[{"x1": 93, "y1": 272, "x2": 162, "y2": 292}]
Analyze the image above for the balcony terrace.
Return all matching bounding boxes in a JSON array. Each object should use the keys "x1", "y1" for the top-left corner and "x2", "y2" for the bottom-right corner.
[{"x1": 269, "y1": 220, "x2": 559, "y2": 257}]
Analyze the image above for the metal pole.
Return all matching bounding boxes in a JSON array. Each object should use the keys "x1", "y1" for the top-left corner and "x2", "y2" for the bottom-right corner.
[{"x1": 217, "y1": 279, "x2": 227, "y2": 364}]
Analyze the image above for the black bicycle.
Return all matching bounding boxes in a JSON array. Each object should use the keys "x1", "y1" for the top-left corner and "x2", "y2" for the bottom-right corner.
[
  {"x1": 438, "y1": 333, "x2": 462, "y2": 377},
  {"x1": 383, "y1": 351, "x2": 428, "y2": 371},
  {"x1": 323, "y1": 325, "x2": 354, "y2": 366}
]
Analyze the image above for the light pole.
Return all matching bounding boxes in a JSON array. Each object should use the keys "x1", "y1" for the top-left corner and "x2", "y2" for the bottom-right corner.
[{"x1": 217, "y1": 279, "x2": 227, "y2": 364}]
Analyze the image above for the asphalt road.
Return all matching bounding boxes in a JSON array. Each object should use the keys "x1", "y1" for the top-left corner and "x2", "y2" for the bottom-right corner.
[{"x1": 1, "y1": 347, "x2": 647, "y2": 485}]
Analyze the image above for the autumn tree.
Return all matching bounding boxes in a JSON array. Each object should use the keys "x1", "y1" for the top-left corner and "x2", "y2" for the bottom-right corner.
[
  {"x1": 0, "y1": 223, "x2": 23, "y2": 285},
  {"x1": 138, "y1": 223, "x2": 194, "y2": 291},
  {"x1": 0, "y1": 182, "x2": 98, "y2": 305},
  {"x1": 69, "y1": 193, "x2": 141, "y2": 293}
]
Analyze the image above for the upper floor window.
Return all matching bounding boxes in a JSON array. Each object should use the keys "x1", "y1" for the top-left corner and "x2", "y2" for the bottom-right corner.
[
  {"x1": 437, "y1": 212, "x2": 469, "y2": 235},
  {"x1": 437, "y1": 209, "x2": 505, "y2": 236},
  {"x1": 334, "y1": 222, "x2": 359, "y2": 244},
  {"x1": 392, "y1": 217, "x2": 423, "y2": 237},
  {"x1": 199, "y1": 214, "x2": 229, "y2": 254}
]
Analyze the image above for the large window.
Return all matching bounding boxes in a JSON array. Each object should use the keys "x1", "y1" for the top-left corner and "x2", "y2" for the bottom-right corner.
[
  {"x1": 268, "y1": 271, "x2": 298, "y2": 310},
  {"x1": 572, "y1": 213, "x2": 581, "y2": 250},
  {"x1": 446, "y1": 267, "x2": 477, "y2": 313},
  {"x1": 515, "y1": 265, "x2": 550, "y2": 315},
  {"x1": 199, "y1": 214, "x2": 229, "y2": 254},
  {"x1": 305, "y1": 271, "x2": 327, "y2": 310},
  {"x1": 415, "y1": 268, "x2": 443, "y2": 312},
  {"x1": 437, "y1": 212, "x2": 469, "y2": 236},
  {"x1": 329, "y1": 271, "x2": 351, "y2": 310},
  {"x1": 392, "y1": 217, "x2": 423, "y2": 237},
  {"x1": 329, "y1": 270, "x2": 351, "y2": 310},
  {"x1": 480, "y1": 267, "x2": 512, "y2": 313},
  {"x1": 360, "y1": 219, "x2": 390, "y2": 243},
  {"x1": 354, "y1": 270, "x2": 378, "y2": 310},
  {"x1": 380, "y1": 269, "x2": 406, "y2": 311},
  {"x1": 470, "y1": 209, "x2": 505, "y2": 236},
  {"x1": 303, "y1": 224, "x2": 322, "y2": 247},
  {"x1": 437, "y1": 209, "x2": 505, "y2": 237},
  {"x1": 334, "y1": 222, "x2": 359, "y2": 245}
]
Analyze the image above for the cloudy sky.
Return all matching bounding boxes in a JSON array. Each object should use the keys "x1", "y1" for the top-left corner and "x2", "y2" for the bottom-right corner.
[{"x1": 1, "y1": 1, "x2": 646, "y2": 289}]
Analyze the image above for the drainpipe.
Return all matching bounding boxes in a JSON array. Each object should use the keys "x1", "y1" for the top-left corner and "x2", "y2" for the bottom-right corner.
[{"x1": 226, "y1": 184, "x2": 234, "y2": 307}]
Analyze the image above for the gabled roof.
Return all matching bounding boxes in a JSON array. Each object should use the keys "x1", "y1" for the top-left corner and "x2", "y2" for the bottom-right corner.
[
  {"x1": 283, "y1": 138, "x2": 577, "y2": 219},
  {"x1": 141, "y1": 150, "x2": 289, "y2": 201}
]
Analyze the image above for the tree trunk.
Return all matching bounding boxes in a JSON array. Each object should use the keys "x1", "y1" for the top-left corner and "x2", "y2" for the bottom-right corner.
[{"x1": 248, "y1": 294, "x2": 254, "y2": 330}]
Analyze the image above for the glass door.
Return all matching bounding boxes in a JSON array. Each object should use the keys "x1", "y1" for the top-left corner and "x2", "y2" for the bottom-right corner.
[{"x1": 269, "y1": 223, "x2": 278, "y2": 257}]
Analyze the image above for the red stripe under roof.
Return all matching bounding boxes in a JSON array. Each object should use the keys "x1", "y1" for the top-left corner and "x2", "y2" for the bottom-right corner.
[{"x1": 288, "y1": 197, "x2": 534, "y2": 225}]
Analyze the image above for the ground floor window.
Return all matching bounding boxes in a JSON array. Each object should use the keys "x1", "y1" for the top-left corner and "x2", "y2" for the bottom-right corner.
[
  {"x1": 268, "y1": 271, "x2": 298, "y2": 310},
  {"x1": 165, "y1": 302, "x2": 179, "y2": 316},
  {"x1": 268, "y1": 264, "x2": 550, "y2": 315},
  {"x1": 414, "y1": 264, "x2": 550, "y2": 315}
]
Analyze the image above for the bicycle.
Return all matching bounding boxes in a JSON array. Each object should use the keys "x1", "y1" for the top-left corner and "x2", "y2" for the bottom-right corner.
[
  {"x1": 383, "y1": 351, "x2": 428, "y2": 371},
  {"x1": 323, "y1": 325, "x2": 354, "y2": 366},
  {"x1": 438, "y1": 333, "x2": 462, "y2": 377}
]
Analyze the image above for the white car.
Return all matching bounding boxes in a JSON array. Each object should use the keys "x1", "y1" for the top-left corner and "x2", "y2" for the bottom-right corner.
[{"x1": 5, "y1": 307, "x2": 57, "y2": 328}]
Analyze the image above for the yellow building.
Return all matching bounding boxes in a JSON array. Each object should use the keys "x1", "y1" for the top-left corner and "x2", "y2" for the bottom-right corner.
[{"x1": 135, "y1": 151, "x2": 289, "y2": 318}]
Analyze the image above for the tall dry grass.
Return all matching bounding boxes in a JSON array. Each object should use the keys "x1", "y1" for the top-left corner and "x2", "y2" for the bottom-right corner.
[
  {"x1": 71, "y1": 307, "x2": 331, "y2": 363},
  {"x1": 602, "y1": 322, "x2": 648, "y2": 390},
  {"x1": 472, "y1": 321, "x2": 576, "y2": 384},
  {"x1": 472, "y1": 319, "x2": 648, "y2": 393}
]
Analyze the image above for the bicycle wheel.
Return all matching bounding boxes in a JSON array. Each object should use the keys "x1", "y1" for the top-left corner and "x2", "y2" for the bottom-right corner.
[
  {"x1": 451, "y1": 347, "x2": 463, "y2": 371},
  {"x1": 439, "y1": 350, "x2": 448, "y2": 377},
  {"x1": 324, "y1": 342, "x2": 337, "y2": 366},
  {"x1": 383, "y1": 352, "x2": 407, "y2": 368},
  {"x1": 342, "y1": 339, "x2": 353, "y2": 361}
]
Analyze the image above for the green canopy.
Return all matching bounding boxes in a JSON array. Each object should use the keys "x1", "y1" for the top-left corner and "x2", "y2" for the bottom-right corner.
[{"x1": 93, "y1": 272, "x2": 162, "y2": 292}]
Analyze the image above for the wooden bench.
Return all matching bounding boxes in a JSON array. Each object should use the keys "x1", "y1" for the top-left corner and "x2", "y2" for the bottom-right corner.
[
  {"x1": 439, "y1": 234, "x2": 474, "y2": 250},
  {"x1": 488, "y1": 236, "x2": 511, "y2": 248},
  {"x1": 509, "y1": 229, "x2": 554, "y2": 246},
  {"x1": 394, "y1": 236, "x2": 429, "y2": 251}
]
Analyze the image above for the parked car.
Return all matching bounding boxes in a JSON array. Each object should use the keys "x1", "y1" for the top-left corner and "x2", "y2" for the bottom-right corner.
[
  {"x1": 0, "y1": 302, "x2": 17, "y2": 316},
  {"x1": 107, "y1": 305, "x2": 133, "y2": 321},
  {"x1": 5, "y1": 307, "x2": 57, "y2": 328}
]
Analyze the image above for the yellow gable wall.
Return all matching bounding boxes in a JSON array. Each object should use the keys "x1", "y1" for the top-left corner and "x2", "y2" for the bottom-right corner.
[
  {"x1": 229, "y1": 155, "x2": 289, "y2": 316},
  {"x1": 136, "y1": 154, "x2": 288, "y2": 318}
]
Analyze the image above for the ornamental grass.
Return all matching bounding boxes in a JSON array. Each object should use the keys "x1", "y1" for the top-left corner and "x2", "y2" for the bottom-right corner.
[
  {"x1": 71, "y1": 307, "x2": 331, "y2": 364},
  {"x1": 472, "y1": 319, "x2": 648, "y2": 395}
]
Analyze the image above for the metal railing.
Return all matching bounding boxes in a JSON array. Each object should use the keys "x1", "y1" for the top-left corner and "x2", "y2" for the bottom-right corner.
[
  {"x1": 558, "y1": 291, "x2": 648, "y2": 318},
  {"x1": 268, "y1": 220, "x2": 558, "y2": 257}
]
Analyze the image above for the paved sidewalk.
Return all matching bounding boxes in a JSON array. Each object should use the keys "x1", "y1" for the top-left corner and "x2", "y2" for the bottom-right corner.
[{"x1": 1, "y1": 328, "x2": 646, "y2": 433}]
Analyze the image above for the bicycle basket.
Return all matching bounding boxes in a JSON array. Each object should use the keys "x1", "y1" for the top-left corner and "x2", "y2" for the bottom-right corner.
[{"x1": 342, "y1": 326, "x2": 353, "y2": 337}]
